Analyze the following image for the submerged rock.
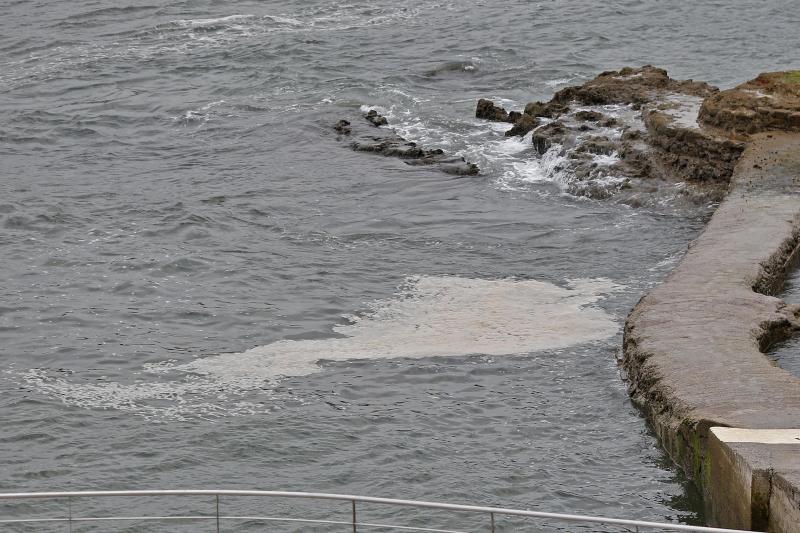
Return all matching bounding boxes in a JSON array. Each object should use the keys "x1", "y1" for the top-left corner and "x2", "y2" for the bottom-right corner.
[
  {"x1": 364, "y1": 109, "x2": 388, "y2": 127},
  {"x1": 333, "y1": 112, "x2": 479, "y2": 176},
  {"x1": 334, "y1": 119, "x2": 351, "y2": 134}
]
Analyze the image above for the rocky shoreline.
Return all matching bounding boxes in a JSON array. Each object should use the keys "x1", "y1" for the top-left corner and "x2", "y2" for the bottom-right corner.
[{"x1": 339, "y1": 66, "x2": 800, "y2": 530}]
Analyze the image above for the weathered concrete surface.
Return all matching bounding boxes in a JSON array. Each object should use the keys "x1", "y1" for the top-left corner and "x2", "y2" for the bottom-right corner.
[
  {"x1": 623, "y1": 132, "x2": 800, "y2": 531},
  {"x1": 708, "y1": 428, "x2": 800, "y2": 531}
]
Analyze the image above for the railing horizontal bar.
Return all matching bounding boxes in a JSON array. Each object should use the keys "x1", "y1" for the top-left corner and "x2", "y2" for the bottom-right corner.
[
  {"x1": 221, "y1": 516, "x2": 467, "y2": 531},
  {"x1": 356, "y1": 521, "x2": 470, "y2": 533},
  {"x1": 0, "y1": 514, "x2": 470, "y2": 533},
  {"x1": 0, "y1": 518, "x2": 71, "y2": 524},
  {"x1": 65, "y1": 515, "x2": 214, "y2": 522},
  {"x1": 0, "y1": 490, "x2": 748, "y2": 533}
]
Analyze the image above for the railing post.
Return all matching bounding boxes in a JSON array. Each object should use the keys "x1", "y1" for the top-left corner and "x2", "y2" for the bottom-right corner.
[
  {"x1": 215, "y1": 494, "x2": 220, "y2": 533},
  {"x1": 67, "y1": 496, "x2": 72, "y2": 533},
  {"x1": 490, "y1": 511, "x2": 495, "y2": 533},
  {"x1": 352, "y1": 499, "x2": 357, "y2": 533}
]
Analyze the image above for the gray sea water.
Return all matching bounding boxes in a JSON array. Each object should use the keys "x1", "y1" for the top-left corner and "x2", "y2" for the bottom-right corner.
[
  {"x1": 2, "y1": 0, "x2": 799, "y2": 530},
  {"x1": 771, "y1": 269, "x2": 800, "y2": 377}
]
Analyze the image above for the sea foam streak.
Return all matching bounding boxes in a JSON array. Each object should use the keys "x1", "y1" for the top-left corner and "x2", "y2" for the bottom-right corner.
[{"x1": 22, "y1": 276, "x2": 621, "y2": 418}]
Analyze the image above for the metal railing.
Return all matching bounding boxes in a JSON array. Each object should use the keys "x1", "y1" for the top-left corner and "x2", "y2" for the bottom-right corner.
[{"x1": 0, "y1": 490, "x2": 747, "y2": 532}]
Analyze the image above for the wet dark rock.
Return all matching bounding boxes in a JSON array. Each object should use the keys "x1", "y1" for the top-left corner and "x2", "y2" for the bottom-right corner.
[
  {"x1": 505, "y1": 114, "x2": 539, "y2": 137},
  {"x1": 364, "y1": 109, "x2": 388, "y2": 127},
  {"x1": 476, "y1": 98, "x2": 509, "y2": 122},
  {"x1": 524, "y1": 100, "x2": 569, "y2": 118},
  {"x1": 574, "y1": 110, "x2": 605, "y2": 122},
  {"x1": 507, "y1": 111, "x2": 523, "y2": 123},
  {"x1": 334, "y1": 113, "x2": 479, "y2": 176},
  {"x1": 575, "y1": 136, "x2": 616, "y2": 155},
  {"x1": 532, "y1": 121, "x2": 568, "y2": 154},
  {"x1": 621, "y1": 129, "x2": 642, "y2": 141},
  {"x1": 334, "y1": 119, "x2": 351, "y2": 134},
  {"x1": 407, "y1": 156, "x2": 480, "y2": 176}
]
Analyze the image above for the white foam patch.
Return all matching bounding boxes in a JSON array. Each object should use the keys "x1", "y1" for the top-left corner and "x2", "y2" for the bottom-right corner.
[
  {"x1": 21, "y1": 276, "x2": 621, "y2": 418},
  {"x1": 182, "y1": 276, "x2": 621, "y2": 383}
]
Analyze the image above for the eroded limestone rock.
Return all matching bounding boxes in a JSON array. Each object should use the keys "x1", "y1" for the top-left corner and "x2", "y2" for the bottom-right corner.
[{"x1": 700, "y1": 71, "x2": 800, "y2": 135}]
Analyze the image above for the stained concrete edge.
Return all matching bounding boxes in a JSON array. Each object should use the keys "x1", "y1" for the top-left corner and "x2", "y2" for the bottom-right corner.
[{"x1": 622, "y1": 132, "x2": 800, "y2": 531}]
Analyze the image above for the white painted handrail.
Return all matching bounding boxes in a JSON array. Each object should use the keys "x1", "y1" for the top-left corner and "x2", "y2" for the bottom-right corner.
[{"x1": 0, "y1": 489, "x2": 747, "y2": 532}]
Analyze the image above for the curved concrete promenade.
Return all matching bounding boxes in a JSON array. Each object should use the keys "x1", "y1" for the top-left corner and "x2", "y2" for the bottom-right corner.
[{"x1": 623, "y1": 132, "x2": 800, "y2": 531}]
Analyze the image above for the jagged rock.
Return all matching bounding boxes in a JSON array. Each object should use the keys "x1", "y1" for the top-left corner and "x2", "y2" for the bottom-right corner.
[
  {"x1": 532, "y1": 121, "x2": 568, "y2": 154},
  {"x1": 505, "y1": 114, "x2": 539, "y2": 137},
  {"x1": 475, "y1": 99, "x2": 510, "y2": 122},
  {"x1": 518, "y1": 66, "x2": 748, "y2": 198},
  {"x1": 364, "y1": 109, "x2": 388, "y2": 126}
]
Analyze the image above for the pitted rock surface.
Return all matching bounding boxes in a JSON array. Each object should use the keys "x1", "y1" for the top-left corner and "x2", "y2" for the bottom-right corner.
[{"x1": 700, "y1": 71, "x2": 800, "y2": 136}]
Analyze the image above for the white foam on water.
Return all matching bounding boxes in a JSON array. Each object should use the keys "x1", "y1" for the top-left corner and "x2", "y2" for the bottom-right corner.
[
  {"x1": 592, "y1": 152, "x2": 621, "y2": 166},
  {"x1": 173, "y1": 14, "x2": 256, "y2": 28},
  {"x1": 20, "y1": 276, "x2": 622, "y2": 419},
  {"x1": 545, "y1": 76, "x2": 580, "y2": 88}
]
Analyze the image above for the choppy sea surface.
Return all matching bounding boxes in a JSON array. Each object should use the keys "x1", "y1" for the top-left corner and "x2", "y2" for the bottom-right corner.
[{"x1": 2, "y1": 0, "x2": 798, "y2": 530}]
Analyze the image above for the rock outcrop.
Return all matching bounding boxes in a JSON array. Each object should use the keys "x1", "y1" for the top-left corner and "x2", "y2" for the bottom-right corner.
[
  {"x1": 700, "y1": 70, "x2": 800, "y2": 135},
  {"x1": 475, "y1": 65, "x2": 752, "y2": 204}
]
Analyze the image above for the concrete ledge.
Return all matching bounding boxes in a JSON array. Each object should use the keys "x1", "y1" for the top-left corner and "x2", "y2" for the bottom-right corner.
[
  {"x1": 622, "y1": 132, "x2": 800, "y2": 531},
  {"x1": 707, "y1": 428, "x2": 800, "y2": 530}
]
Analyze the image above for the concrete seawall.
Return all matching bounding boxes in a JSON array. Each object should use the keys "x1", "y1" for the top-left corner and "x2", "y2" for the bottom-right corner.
[{"x1": 622, "y1": 132, "x2": 800, "y2": 530}]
